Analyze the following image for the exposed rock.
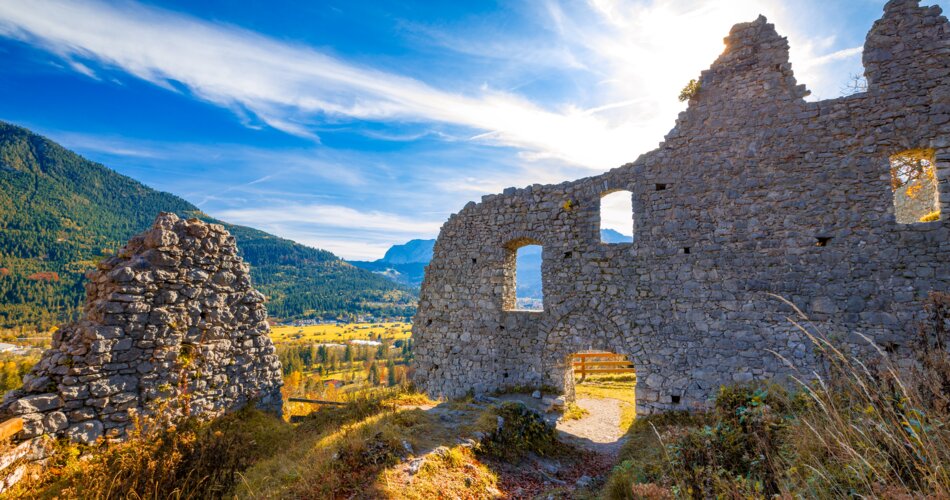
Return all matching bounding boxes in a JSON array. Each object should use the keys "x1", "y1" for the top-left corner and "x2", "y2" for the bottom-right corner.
[
  {"x1": 9, "y1": 394, "x2": 63, "y2": 414},
  {"x1": 1, "y1": 213, "x2": 283, "y2": 441},
  {"x1": 67, "y1": 420, "x2": 103, "y2": 444},
  {"x1": 408, "y1": 457, "x2": 424, "y2": 475}
]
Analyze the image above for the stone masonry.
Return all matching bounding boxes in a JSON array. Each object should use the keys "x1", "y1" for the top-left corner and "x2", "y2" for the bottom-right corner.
[
  {"x1": 413, "y1": 1, "x2": 950, "y2": 414},
  {"x1": 0, "y1": 213, "x2": 283, "y2": 443}
]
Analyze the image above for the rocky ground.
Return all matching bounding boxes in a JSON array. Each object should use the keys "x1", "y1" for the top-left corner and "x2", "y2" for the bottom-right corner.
[{"x1": 387, "y1": 393, "x2": 629, "y2": 498}]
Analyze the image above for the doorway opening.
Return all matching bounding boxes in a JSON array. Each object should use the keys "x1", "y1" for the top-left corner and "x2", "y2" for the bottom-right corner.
[{"x1": 556, "y1": 351, "x2": 638, "y2": 452}]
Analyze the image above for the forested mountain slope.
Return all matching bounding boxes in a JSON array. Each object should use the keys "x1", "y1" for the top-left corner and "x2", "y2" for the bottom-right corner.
[{"x1": 0, "y1": 121, "x2": 414, "y2": 329}]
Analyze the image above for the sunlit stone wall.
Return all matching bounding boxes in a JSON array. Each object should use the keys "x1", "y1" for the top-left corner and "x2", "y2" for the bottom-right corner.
[
  {"x1": 413, "y1": 0, "x2": 950, "y2": 414},
  {"x1": 1, "y1": 213, "x2": 283, "y2": 442}
]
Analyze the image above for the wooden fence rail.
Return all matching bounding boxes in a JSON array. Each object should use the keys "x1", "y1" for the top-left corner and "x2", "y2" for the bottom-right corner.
[
  {"x1": 287, "y1": 398, "x2": 346, "y2": 406},
  {"x1": 571, "y1": 352, "x2": 636, "y2": 379},
  {"x1": 0, "y1": 418, "x2": 22, "y2": 443}
]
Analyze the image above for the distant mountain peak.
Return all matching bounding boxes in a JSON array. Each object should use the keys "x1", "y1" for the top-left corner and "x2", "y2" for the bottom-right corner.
[
  {"x1": 600, "y1": 228, "x2": 633, "y2": 243},
  {"x1": 380, "y1": 239, "x2": 434, "y2": 265}
]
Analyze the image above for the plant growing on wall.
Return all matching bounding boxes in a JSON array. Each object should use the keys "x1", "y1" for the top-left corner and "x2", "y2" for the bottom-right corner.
[{"x1": 678, "y1": 79, "x2": 701, "y2": 102}]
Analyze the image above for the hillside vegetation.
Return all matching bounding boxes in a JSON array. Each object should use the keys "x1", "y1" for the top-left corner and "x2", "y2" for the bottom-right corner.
[{"x1": 0, "y1": 121, "x2": 415, "y2": 330}]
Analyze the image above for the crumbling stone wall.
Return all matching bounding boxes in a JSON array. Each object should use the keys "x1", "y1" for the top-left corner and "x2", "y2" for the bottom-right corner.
[
  {"x1": 1, "y1": 213, "x2": 283, "y2": 442},
  {"x1": 413, "y1": 0, "x2": 950, "y2": 414}
]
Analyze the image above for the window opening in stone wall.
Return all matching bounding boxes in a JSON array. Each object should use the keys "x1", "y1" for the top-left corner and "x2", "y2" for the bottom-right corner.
[
  {"x1": 515, "y1": 245, "x2": 543, "y2": 311},
  {"x1": 815, "y1": 237, "x2": 831, "y2": 247},
  {"x1": 600, "y1": 190, "x2": 634, "y2": 243},
  {"x1": 504, "y1": 241, "x2": 543, "y2": 312},
  {"x1": 890, "y1": 149, "x2": 940, "y2": 223}
]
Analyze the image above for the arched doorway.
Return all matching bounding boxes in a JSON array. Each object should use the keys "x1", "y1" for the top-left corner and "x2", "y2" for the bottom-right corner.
[{"x1": 556, "y1": 350, "x2": 638, "y2": 453}]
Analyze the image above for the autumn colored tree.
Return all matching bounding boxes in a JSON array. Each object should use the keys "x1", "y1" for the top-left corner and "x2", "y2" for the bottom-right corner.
[
  {"x1": 891, "y1": 149, "x2": 937, "y2": 198},
  {"x1": 386, "y1": 359, "x2": 397, "y2": 387},
  {"x1": 367, "y1": 362, "x2": 380, "y2": 386}
]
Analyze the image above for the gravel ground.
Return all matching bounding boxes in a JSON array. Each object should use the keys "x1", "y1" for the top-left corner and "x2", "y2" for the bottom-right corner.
[{"x1": 556, "y1": 397, "x2": 627, "y2": 456}]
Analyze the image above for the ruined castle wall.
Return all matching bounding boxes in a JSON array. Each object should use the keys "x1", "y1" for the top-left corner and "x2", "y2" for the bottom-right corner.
[
  {"x1": 1, "y1": 213, "x2": 283, "y2": 442},
  {"x1": 413, "y1": 0, "x2": 950, "y2": 414}
]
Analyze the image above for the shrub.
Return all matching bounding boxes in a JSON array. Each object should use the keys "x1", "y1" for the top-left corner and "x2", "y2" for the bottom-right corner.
[
  {"x1": 678, "y1": 79, "x2": 701, "y2": 102},
  {"x1": 667, "y1": 384, "x2": 795, "y2": 497},
  {"x1": 603, "y1": 293, "x2": 950, "y2": 498},
  {"x1": 477, "y1": 402, "x2": 558, "y2": 461},
  {"x1": 18, "y1": 406, "x2": 293, "y2": 499}
]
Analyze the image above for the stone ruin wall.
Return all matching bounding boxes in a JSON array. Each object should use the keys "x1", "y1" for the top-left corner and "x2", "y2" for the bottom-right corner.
[
  {"x1": 413, "y1": 0, "x2": 950, "y2": 414},
  {"x1": 0, "y1": 213, "x2": 283, "y2": 443}
]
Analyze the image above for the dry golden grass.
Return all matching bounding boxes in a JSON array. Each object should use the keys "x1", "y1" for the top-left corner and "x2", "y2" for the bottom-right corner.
[
  {"x1": 562, "y1": 401, "x2": 590, "y2": 421},
  {"x1": 269, "y1": 321, "x2": 411, "y2": 345},
  {"x1": 604, "y1": 293, "x2": 950, "y2": 499},
  {"x1": 574, "y1": 375, "x2": 637, "y2": 432},
  {"x1": 377, "y1": 445, "x2": 500, "y2": 499},
  {"x1": 236, "y1": 393, "x2": 501, "y2": 499}
]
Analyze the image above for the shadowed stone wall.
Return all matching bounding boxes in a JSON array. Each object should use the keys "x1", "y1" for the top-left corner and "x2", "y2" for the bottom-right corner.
[
  {"x1": 413, "y1": 0, "x2": 950, "y2": 414},
  {"x1": 1, "y1": 213, "x2": 283, "y2": 442}
]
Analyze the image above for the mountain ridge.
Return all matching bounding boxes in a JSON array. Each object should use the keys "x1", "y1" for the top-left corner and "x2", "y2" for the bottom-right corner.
[{"x1": 0, "y1": 121, "x2": 415, "y2": 329}]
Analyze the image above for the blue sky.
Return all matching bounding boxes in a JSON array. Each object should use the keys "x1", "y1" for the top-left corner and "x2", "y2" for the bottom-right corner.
[{"x1": 0, "y1": 0, "x2": 894, "y2": 259}]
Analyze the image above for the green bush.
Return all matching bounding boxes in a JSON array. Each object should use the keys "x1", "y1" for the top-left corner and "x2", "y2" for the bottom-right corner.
[
  {"x1": 668, "y1": 384, "x2": 795, "y2": 497},
  {"x1": 477, "y1": 402, "x2": 558, "y2": 461},
  {"x1": 678, "y1": 79, "x2": 701, "y2": 102}
]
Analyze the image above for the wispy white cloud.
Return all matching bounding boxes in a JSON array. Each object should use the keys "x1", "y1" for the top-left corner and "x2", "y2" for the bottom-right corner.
[
  {"x1": 43, "y1": 131, "x2": 368, "y2": 188},
  {"x1": 217, "y1": 204, "x2": 444, "y2": 235},
  {"x1": 0, "y1": 0, "x2": 642, "y2": 169},
  {"x1": 600, "y1": 190, "x2": 634, "y2": 236},
  {"x1": 0, "y1": 0, "x2": 876, "y2": 259},
  {"x1": 0, "y1": 0, "x2": 867, "y2": 172},
  {"x1": 215, "y1": 204, "x2": 444, "y2": 259}
]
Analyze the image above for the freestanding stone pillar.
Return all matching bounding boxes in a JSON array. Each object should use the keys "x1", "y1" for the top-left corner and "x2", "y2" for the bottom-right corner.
[{"x1": 1, "y1": 213, "x2": 283, "y2": 442}]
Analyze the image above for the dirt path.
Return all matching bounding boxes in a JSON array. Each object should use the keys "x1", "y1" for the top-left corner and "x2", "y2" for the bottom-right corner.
[{"x1": 556, "y1": 397, "x2": 627, "y2": 456}]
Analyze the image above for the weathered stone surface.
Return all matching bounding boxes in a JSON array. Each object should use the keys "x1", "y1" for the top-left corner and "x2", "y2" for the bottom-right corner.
[
  {"x1": 66, "y1": 420, "x2": 103, "y2": 444},
  {"x1": 9, "y1": 394, "x2": 63, "y2": 414},
  {"x1": 413, "y1": 3, "x2": 950, "y2": 415},
  {"x1": 1, "y1": 213, "x2": 283, "y2": 441}
]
